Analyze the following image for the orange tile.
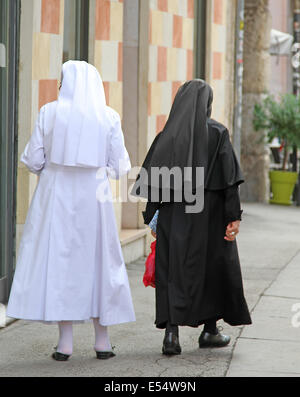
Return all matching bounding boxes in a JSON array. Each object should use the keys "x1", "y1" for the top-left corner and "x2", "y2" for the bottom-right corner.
[
  {"x1": 212, "y1": 52, "x2": 222, "y2": 80},
  {"x1": 156, "y1": 115, "x2": 167, "y2": 134},
  {"x1": 213, "y1": 0, "x2": 223, "y2": 24},
  {"x1": 118, "y1": 42, "x2": 123, "y2": 82},
  {"x1": 187, "y1": 0, "x2": 194, "y2": 18},
  {"x1": 172, "y1": 81, "x2": 182, "y2": 102},
  {"x1": 103, "y1": 82, "x2": 110, "y2": 105},
  {"x1": 157, "y1": 0, "x2": 168, "y2": 12},
  {"x1": 148, "y1": 83, "x2": 152, "y2": 116},
  {"x1": 39, "y1": 80, "x2": 58, "y2": 109},
  {"x1": 41, "y1": 0, "x2": 60, "y2": 34},
  {"x1": 157, "y1": 46, "x2": 167, "y2": 81},
  {"x1": 187, "y1": 49, "x2": 193, "y2": 80},
  {"x1": 173, "y1": 15, "x2": 183, "y2": 48},
  {"x1": 95, "y1": 0, "x2": 110, "y2": 40}
]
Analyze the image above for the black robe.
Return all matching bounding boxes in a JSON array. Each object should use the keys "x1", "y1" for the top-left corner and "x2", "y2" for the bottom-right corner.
[
  {"x1": 132, "y1": 80, "x2": 251, "y2": 329},
  {"x1": 143, "y1": 119, "x2": 252, "y2": 328}
]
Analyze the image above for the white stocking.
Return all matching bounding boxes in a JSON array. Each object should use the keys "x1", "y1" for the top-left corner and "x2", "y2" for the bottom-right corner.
[
  {"x1": 57, "y1": 321, "x2": 73, "y2": 355},
  {"x1": 93, "y1": 318, "x2": 112, "y2": 352}
]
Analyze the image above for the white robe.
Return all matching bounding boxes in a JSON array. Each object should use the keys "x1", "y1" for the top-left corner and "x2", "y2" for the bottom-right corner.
[{"x1": 7, "y1": 101, "x2": 136, "y2": 326}]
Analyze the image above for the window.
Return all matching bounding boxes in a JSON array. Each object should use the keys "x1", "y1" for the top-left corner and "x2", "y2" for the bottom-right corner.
[
  {"x1": 194, "y1": 0, "x2": 206, "y2": 79},
  {"x1": 63, "y1": 0, "x2": 89, "y2": 63}
]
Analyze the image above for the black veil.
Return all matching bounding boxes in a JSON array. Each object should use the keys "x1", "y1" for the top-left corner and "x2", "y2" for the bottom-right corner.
[{"x1": 131, "y1": 79, "x2": 243, "y2": 209}]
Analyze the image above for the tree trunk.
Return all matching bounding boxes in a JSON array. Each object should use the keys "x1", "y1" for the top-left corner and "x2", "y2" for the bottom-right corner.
[
  {"x1": 240, "y1": 0, "x2": 271, "y2": 202},
  {"x1": 282, "y1": 142, "x2": 289, "y2": 171}
]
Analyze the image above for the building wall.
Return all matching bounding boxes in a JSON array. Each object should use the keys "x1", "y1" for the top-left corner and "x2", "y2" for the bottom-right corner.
[
  {"x1": 206, "y1": 0, "x2": 234, "y2": 129},
  {"x1": 93, "y1": 0, "x2": 124, "y2": 117},
  {"x1": 90, "y1": 0, "x2": 125, "y2": 231},
  {"x1": 17, "y1": 0, "x2": 125, "y2": 239},
  {"x1": 147, "y1": 0, "x2": 195, "y2": 147},
  {"x1": 145, "y1": 0, "x2": 237, "y2": 141},
  {"x1": 15, "y1": 0, "x2": 241, "y2": 250},
  {"x1": 269, "y1": 0, "x2": 293, "y2": 95}
]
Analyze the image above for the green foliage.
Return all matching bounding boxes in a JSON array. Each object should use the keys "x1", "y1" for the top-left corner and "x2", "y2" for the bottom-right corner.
[{"x1": 253, "y1": 94, "x2": 300, "y2": 149}]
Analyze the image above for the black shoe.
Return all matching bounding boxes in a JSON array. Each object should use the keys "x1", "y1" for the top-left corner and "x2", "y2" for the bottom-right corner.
[
  {"x1": 162, "y1": 332, "x2": 182, "y2": 356},
  {"x1": 198, "y1": 328, "x2": 231, "y2": 348},
  {"x1": 52, "y1": 351, "x2": 71, "y2": 361},
  {"x1": 96, "y1": 351, "x2": 116, "y2": 360}
]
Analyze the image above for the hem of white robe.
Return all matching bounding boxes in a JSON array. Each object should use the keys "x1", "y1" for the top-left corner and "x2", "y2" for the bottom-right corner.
[{"x1": 6, "y1": 314, "x2": 136, "y2": 326}]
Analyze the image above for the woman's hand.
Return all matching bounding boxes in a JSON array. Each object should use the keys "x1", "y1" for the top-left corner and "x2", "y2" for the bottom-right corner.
[
  {"x1": 151, "y1": 230, "x2": 157, "y2": 239},
  {"x1": 224, "y1": 220, "x2": 240, "y2": 242}
]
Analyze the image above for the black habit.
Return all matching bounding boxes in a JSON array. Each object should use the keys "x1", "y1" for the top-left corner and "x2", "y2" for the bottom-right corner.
[{"x1": 132, "y1": 80, "x2": 252, "y2": 329}]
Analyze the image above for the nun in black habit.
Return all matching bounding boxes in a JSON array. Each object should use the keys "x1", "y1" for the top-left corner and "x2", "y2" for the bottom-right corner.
[{"x1": 132, "y1": 80, "x2": 251, "y2": 355}]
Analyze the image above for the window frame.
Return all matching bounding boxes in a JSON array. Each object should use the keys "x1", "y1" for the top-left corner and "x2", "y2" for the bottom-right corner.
[{"x1": 0, "y1": 0, "x2": 20, "y2": 303}]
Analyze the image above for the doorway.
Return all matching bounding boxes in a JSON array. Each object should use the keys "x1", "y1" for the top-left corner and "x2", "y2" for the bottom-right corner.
[{"x1": 0, "y1": 0, "x2": 20, "y2": 303}]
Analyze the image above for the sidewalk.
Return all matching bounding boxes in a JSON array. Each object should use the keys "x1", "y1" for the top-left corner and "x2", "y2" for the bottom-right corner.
[
  {"x1": 226, "y1": 204, "x2": 300, "y2": 377},
  {"x1": 0, "y1": 203, "x2": 299, "y2": 377},
  {"x1": 227, "y1": 251, "x2": 300, "y2": 377}
]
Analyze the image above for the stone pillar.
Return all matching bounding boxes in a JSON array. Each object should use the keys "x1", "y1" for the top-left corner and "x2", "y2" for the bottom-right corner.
[
  {"x1": 122, "y1": 0, "x2": 149, "y2": 229},
  {"x1": 240, "y1": 0, "x2": 271, "y2": 202}
]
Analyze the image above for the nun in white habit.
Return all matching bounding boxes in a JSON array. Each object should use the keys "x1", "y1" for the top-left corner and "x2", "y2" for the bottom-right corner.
[{"x1": 7, "y1": 60, "x2": 136, "y2": 361}]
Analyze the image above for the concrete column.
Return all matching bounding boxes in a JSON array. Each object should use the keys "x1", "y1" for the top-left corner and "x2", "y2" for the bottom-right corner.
[
  {"x1": 88, "y1": 0, "x2": 96, "y2": 65},
  {"x1": 224, "y1": 0, "x2": 238, "y2": 134},
  {"x1": 240, "y1": 0, "x2": 271, "y2": 202},
  {"x1": 122, "y1": 0, "x2": 149, "y2": 229}
]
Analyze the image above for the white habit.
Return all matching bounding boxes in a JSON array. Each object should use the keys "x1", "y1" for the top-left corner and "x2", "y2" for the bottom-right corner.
[{"x1": 7, "y1": 61, "x2": 136, "y2": 326}]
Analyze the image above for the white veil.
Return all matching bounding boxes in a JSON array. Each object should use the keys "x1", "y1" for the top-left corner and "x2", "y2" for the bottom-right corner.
[{"x1": 50, "y1": 60, "x2": 111, "y2": 168}]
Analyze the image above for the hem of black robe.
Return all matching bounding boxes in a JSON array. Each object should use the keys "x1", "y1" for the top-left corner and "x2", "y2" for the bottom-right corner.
[{"x1": 155, "y1": 314, "x2": 252, "y2": 329}]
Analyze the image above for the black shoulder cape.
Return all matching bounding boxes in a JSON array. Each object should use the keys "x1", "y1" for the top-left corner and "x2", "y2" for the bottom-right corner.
[{"x1": 131, "y1": 81, "x2": 244, "y2": 223}]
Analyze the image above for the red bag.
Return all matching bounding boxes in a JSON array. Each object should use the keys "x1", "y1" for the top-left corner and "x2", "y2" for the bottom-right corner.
[{"x1": 143, "y1": 240, "x2": 156, "y2": 288}]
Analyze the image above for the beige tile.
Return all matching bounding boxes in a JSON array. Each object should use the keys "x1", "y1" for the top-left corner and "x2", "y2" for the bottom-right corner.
[
  {"x1": 49, "y1": 34, "x2": 63, "y2": 79},
  {"x1": 31, "y1": 79, "x2": 39, "y2": 129},
  {"x1": 151, "y1": 10, "x2": 164, "y2": 46},
  {"x1": 94, "y1": 40, "x2": 102, "y2": 75},
  {"x1": 178, "y1": 0, "x2": 187, "y2": 17},
  {"x1": 32, "y1": 0, "x2": 42, "y2": 33},
  {"x1": 109, "y1": 81, "x2": 123, "y2": 117},
  {"x1": 16, "y1": 167, "x2": 30, "y2": 224},
  {"x1": 182, "y1": 17, "x2": 194, "y2": 50},
  {"x1": 177, "y1": 48, "x2": 187, "y2": 81},
  {"x1": 211, "y1": 23, "x2": 226, "y2": 53},
  {"x1": 149, "y1": 45, "x2": 158, "y2": 82},
  {"x1": 162, "y1": 11, "x2": 173, "y2": 47},
  {"x1": 147, "y1": 115, "x2": 157, "y2": 149},
  {"x1": 110, "y1": 1, "x2": 123, "y2": 42},
  {"x1": 32, "y1": 32, "x2": 50, "y2": 80},
  {"x1": 150, "y1": 82, "x2": 162, "y2": 115},
  {"x1": 211, "y1": 79, "x2": 225, "y2": 124},
  {"x1": 149, "y1": 0, "x2": 158, "y2": 10},
  {"x1": 161, "y1": 81, "x2": 172, "y2": 115},
  {"x1": 168, "y1": 0, "x2": 179, "y2": 15},
  {"x1": 167, "y1": 47, "x2": 178, "y2": 81},
  {"x1": 59, "y1": 0, "x2": 64, "y2": 35},
  {"x1": 95, "y1": 40, "x2": 118, "y2": 82}
]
